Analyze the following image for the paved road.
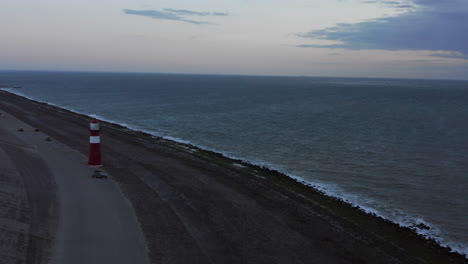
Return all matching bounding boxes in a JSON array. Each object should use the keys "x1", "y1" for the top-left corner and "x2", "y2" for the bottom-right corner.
[{"x1": 0, "y1": 109, "x2": 151, "y2": 264}]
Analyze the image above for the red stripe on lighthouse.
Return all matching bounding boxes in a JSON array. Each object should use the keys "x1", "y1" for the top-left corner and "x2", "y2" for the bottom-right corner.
[{"x1": 88, "y1": 118, "x2": 102, "y2": 166}]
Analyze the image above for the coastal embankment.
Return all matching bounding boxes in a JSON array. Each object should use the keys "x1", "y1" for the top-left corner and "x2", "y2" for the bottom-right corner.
[
  {"x1": 0, "y1": 90, "x2": 466, "y2": 264},
  {"x1": 0, "y1": 94, "x2": 150, "y2": 264}
]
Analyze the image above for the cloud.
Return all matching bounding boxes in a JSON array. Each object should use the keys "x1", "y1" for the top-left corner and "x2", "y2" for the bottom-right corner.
[
  {"x1": 212, "y1": 12, "x2": 229, "y2": 16},
  {"x1": 395, "y1": 4, "x2": 414, "y2": 8},
  {"x1": 362, "y1": 0, "x2": 414, "y2": 8},
  {"x1": 123, "y1": 8, "x2": 228, "y2": 24},
  {"x1": 382, "y1": 1, "x2": 402, "y2": 5},
  {"x1": 163, "y1": 8, "x2": 228, "y2": 17},
  {"x1": 298, "y1": 0, "x2": 468, "y2": 58},
  {"x1": 163, "y1": 8, "x2": 210, "y2": 16}
]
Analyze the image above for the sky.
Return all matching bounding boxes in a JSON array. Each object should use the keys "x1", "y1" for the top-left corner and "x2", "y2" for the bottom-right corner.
[{"x1": 1, "y1": 0, "x2": 467, "y2": 79}]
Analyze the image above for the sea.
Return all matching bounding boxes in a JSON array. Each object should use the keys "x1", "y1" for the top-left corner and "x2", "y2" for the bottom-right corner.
[{"x1": 1, "y1": 71, "x2": 467, "y2": 256}]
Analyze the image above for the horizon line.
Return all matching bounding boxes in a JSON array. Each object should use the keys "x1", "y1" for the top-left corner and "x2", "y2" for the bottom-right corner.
[{"x1": 1, "y1": 69, "x2": 467, "y2": 82}]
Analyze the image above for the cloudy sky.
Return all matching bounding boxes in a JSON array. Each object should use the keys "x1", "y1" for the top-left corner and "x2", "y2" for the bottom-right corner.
[{"x1": 1, "y1": 0, "x2": 467, "y2": 79}]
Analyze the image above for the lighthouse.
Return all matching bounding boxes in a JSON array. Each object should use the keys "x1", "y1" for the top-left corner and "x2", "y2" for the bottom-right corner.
[{"x1": 88, "y1": 118, "x2": 102, "y2": 166}]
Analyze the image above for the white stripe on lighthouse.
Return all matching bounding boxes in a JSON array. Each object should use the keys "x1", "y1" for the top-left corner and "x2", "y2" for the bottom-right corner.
[
  {"x1": 90, "y1": 123, "x2": 100, "y2": 130},
  {"x1": 90, "y1": 136, "x2": 100, "y2": 143}
]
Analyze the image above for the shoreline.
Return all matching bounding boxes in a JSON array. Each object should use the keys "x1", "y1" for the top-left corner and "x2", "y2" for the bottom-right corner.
[
  {"x1": 2, "y1": 88, "x2": 467, "y2": 257},
  {"x1": 0, "y1": 89, "x2": 466, "y2": 263}
]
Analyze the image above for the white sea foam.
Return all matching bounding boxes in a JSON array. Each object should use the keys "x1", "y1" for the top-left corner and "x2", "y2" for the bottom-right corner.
[{"x1": 286, "y1": 174, "x2": 468, "y2": 256}]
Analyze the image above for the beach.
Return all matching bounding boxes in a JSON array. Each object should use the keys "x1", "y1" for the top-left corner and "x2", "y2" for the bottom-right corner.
[{"x1": 0, "y1": 90, "x2": 466, "y2": 264}]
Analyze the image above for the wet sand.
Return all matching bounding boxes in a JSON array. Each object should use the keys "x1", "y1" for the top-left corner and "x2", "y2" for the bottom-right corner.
[{"x1": 0, "y1": 90, "x2": 466, "y2": 264}]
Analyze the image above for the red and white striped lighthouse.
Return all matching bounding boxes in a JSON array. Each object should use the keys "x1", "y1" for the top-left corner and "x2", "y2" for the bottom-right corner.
[{"x1": 88, "y1": 118, "x2": 102, "y2": 166}]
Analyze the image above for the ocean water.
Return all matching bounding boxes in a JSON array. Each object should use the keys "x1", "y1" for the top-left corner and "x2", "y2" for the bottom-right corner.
[{"x1": 1, "y1": 71, "x2": 467, "y2": 255}]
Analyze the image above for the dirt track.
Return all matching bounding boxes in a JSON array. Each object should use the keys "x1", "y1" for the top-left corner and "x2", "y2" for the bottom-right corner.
[{"x1": 0, "y1": 123, "x2": 56, "y2": 264}]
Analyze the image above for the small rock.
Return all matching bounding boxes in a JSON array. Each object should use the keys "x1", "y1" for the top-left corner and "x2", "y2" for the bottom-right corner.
[
  {"x1": 92, "y1": 170, "x2": 107, "y2": 179},
  {"x1": 45, "y1": 137, "x2": 51, "y2": 141},
  {"x1": 415, "y1": 223, "x2": 430, "y2": 230},
  {"x1": 34, "y1": 128, "x2": 40, "y2": 132}
]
